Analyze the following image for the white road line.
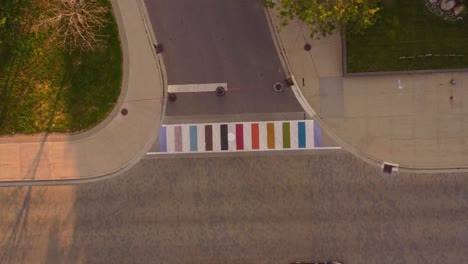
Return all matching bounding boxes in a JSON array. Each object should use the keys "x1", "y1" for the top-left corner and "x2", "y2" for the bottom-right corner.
[
  {"x1": 182, "y1": 125, "x2": 190, "y2": 153},
  {"x1": 197, "y1": 124, "x2": 206, "y2": 153},
  {"x1": 228, "y1": 123, "x2": 236, "y2": 151},
  {"x1": 306, "y1": 120, "x2": 315, "y2": 149},
  {"x1": 166, "y1": 126, "x2": 175, "y2": 153},
  {"x1": 212, "y1": 123, "x2": 221, "y2": 152},
  {"x1": 274, "y1": 121, "x2": 283, "y2": 149},
  {"x1": 244, "y1": 123, "x2": 252, "y2": 151},
  {"x1": 146, "y1": 146, "x2": 342, "y2": 155},
  {"x1": 259, "y1": 122, "x2": 267, "y2": 150},
  {"x1": 168, "y1": 83, "x2": 228, "y2": 93},
  {"x1": 290, "y1": 121, "x2": 298, "y2": 149}
]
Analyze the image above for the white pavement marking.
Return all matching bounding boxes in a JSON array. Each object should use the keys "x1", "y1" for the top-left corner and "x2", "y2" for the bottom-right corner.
[
  {"x1": 182, "y1": 125, "x2": 190, "y2": 152},
  {"x1": 228, "y1": 123, "x2": 236, "y2": 151},
  {"x1": 197, "y1": 124, "x2": 206, "y2": 153},
  {"x1": 166, "y1": 126, "x2": 175, "y2": 153},
  {"x1": 290, "y1": 121, "x2": 298, "y2": 149},
  {"x1": 212, "y1": 123, "x2": 221, "y2": 152},
  {"x1": 167, "y1": 83, "x2": 228, "y2": 93},
  {"x1": 306, "y1": 120, "x2": 315, "y2": 149},
  {"x1": 259, "y1": 122, "x2": 267, "y2": 150},
  {"x1": 274, "y1": 121, "x2": 283, "y2": 149},
  {"x1": 244, "y1": 123, "x2": 252, "y2": 151}
]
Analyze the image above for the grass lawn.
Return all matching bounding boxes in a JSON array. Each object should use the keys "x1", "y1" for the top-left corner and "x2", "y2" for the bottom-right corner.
[
  {"x1": 346, "y1": 0, "x2": 468, "y2": 73},
  {"x1": 0, "y1": 0, "x2": 122, "y2": 134}
]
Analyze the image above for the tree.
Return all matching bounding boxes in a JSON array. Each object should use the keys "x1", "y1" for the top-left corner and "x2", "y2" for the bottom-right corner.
[
  {"x1": 265, "y1": 0, "x2": 381, "y2": 38},
  {"x1": 33, "y1": 0, "x2": 109, "y2": 52}
]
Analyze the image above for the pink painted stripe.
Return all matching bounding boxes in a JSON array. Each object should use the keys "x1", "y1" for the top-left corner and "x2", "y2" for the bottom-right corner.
[{"x1": 236, "y1": 124, "x2": 244, "y2": 150}]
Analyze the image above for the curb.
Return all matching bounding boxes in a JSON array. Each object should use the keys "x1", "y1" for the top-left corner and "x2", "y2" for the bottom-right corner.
[
  {"x1": 263, "y1": 5, "x2": 468, "y2": 174},
  {"x1": 0, "y1": 0, "x2": 167, "y2": 186}
]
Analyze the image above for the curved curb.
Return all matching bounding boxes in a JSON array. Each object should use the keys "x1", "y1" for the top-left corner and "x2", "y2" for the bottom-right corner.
[
  {"x1": 0, "y1": 0, "x2": 167, "y2": 186},
  {"x1": 264, "y1": 5, "x2": 468, "y2": 174}
]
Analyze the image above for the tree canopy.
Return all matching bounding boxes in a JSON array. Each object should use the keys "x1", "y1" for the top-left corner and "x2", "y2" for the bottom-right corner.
[{"x1": 266, "y1": 0, "x2": 381, "y2": 38}]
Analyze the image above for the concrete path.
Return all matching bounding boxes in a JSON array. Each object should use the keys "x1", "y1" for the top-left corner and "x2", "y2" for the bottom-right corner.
[
  {"x1": 266, "y1": 8, "x2": 468, "y2": 171},
  {"x1": 0, "y1": 0, "x2": 164, "y2": 183}
]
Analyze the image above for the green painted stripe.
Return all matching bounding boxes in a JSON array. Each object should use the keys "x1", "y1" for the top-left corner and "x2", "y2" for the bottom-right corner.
[{"x1": 282, "y1": 122, "x2": 290, "y2": 148}]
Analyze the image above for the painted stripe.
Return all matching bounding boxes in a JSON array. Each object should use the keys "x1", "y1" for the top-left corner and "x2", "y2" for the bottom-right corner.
[
  {"x1": 197, "y1": 124, "x2": 206, "y2": 153},
  {"x1": 228, "y1": 123, "x2": 236, "y2": 151},
  {"x1": 290, "y1": 121, "x2": 298, "y2": 149},
  {"x1": 205, "y1": 125, "x2": 213, "y2": 151},
  {"x1": 236, "y1": 124, "x2": 244, "y2": 150},
  {"x1": 220, "y1": 124, "x2": 228, "y2": 150},
  {"x1": 174, "y1": 126, "x2": 182, "y2": 152},
  {"x1": 244, "y1": 123, "x2": 252, "y2": 151},
  {"x1": 259, "y1": 122, "x2": 267, "y2": 150},
  {"x1": 159, "y1": 126, "x2": 167, "y2": 152},
  {"x1": 298, "y1": 121, "x2": 306, "y2": 148},
  {"x1": 314, "y1": 121, "x2": 322, "y2": 148},
  {"x1": 283, "y1": 122, "x2": 291, "y2": 148},
  {"x1": 306, "y1": 120, "x2": 314, "y2": 149},
  {"x1": 182, "y1": 125, "x2": 190, "y2": 152},
  {"x1": 212, "y1": 123, "x2": 221, "y2": 151},
  {"x1": 166, "y1": 126, "x2": 175, "y2": 152},
  {"x1": 274, "y1": 122, "x2": 282, "y2": 149},
  {"x1": 168, "y1": 83, "x2": 227, "y2": 93},
  {"x1": 189, "y1": 126, "x2": 198, "y2": 152},
  {"x1": 251, "y1": 123, "x2": 260, "y2": 149},
  {"x1": 267, "y1": 123, "x2": 275, "y2": 149}
]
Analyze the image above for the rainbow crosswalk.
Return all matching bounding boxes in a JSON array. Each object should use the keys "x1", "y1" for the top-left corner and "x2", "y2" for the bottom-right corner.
[{"x1": 153, "y1": 120, "x2": 331, "y2": 154}]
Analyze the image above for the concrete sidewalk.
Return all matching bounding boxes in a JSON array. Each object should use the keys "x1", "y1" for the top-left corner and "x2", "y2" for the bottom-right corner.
[
  {"x1": 267, "y1": 8, "x2": 468, "y2": 171},
  {"x1": 0, "y1": 0, "x2": 165, "y2": 183}
]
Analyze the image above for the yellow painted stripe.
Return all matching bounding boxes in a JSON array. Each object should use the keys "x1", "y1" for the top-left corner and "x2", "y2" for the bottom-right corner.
[{"x1": 267, "y1": 123, "x2": 275, "y2": 149}]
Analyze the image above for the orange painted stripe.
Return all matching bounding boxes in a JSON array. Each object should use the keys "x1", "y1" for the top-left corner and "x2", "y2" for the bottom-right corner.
[
  {"x1": 251, "y1": 123, "x2": 259, "y2": 149},
  {"x1": 267, "y1": 123, "x2": 275, "y2": 149}
]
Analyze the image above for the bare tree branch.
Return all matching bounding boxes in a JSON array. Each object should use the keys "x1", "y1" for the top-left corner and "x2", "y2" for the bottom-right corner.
[{"x1": 33, "y1": 0, "x2": 109, "y2": 52}]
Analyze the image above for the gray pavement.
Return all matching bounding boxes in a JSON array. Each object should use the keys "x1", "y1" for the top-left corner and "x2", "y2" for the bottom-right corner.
[
  {"x1": 0, "y1": 152, "x2": 466, "y2": 264},
  {"x1": 144, "y1": 0, "x2": 303, "y2": 116}
]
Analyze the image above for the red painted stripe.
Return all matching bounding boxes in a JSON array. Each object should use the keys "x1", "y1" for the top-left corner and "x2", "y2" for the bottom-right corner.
[
  {"x1": 236, "y1": 124, "x2": 244, "y2": 150},
  {"x1": 251, "y1": 123, "x2": 259, "y2": 149}
]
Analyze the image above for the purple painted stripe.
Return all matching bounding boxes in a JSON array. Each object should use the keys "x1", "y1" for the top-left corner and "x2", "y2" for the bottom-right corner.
[
  {"x1": 159, "y1": 126, "x2": 167, "y2": 152},
  {"x1": 174, "y1": 126, "x2": 182, "y2": 152}
]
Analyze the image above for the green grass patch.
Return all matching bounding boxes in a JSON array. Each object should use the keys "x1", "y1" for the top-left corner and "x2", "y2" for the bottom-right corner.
[
  {"x1": 346, "y1": 0, "x2": 468, "y2": 73},
  {"x1": 0, "y1": 0, "x2": 122, "y2": 134}
]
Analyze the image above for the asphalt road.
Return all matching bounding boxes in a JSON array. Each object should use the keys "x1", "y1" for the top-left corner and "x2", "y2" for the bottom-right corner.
[
  {"x1": 144, "y1": 0, "x2": 303, "y2": 116},
  {"x1": 0, "y1": 151, "x2": 466, "y2": 264}
]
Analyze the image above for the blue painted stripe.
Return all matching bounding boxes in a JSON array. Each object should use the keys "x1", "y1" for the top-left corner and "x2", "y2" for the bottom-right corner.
[
  {"x1": 298, "y1": 121, "x2": 306, "y2": 148},
  {"x1": 313, "y1": 121, "x2": 322, "y2": 148},
  {"x1": 190, "y1": 126, "x2": 198, "y2": 151},
  {"x1": 159, "y1": 126, "x2": 167, "y2": 152}
]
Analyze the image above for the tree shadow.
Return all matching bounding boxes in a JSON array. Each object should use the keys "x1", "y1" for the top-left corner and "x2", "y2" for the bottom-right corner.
[{"x1": 0, "y1": 186, "x2": 32, "y2": 264}]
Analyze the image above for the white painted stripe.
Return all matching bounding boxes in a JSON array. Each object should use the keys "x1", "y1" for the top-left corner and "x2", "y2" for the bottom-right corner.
[
  {"x1": 306, "y1": 120, "x2": 314, "y2": 149},
  {"x1": 290, "y1": 121, "x2": 299, "y2": 150},
  {"x1": 228, "y1": 123, "x2": 236, "y2": 151},
  {"x1": 146, "y1": 146, "x2": 342, "y2": 155},
  {"x1": 244, "y1": 123, "x2": 252, "y2": 151},
  {"x1": 168, "y1": 83, "x2": 228, "y2": 93},
  {"x1": 259, "y1": 122, "x2": 267, "y2": 150},
  {"x1": 212, "y1": 123, "x2": 221, "y2": 152},
  {"x1": 182, "y1": 125, "x2": 190, "y2": 153},
  {"x1": 197, "y1": 124, "x2": 206, "y2": 153},
  {"x1": 166, "y1": 126, "x2": 175, "y2": 153},
  {"x1": 274, "y1": 121, "x2": 283, "y2": 149}
]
